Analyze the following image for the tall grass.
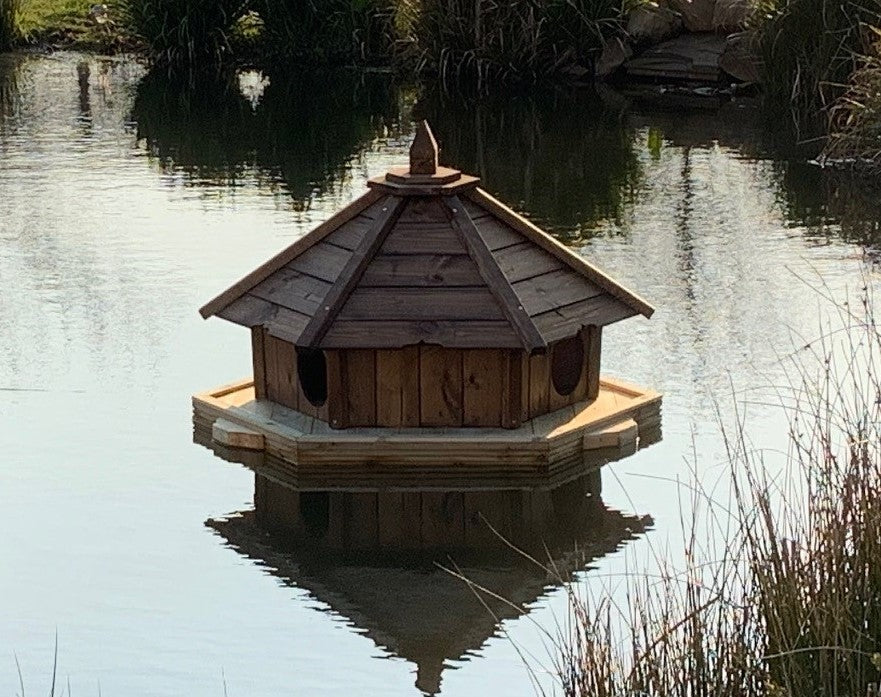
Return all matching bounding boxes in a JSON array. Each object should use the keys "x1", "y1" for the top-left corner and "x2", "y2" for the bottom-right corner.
[
  {"x1": 1, "y1": 0, "x2": 21, "y2": 50},
  {"x1": 553, "y1": 278, "x2": 881, "y2": 696},
  {"x1": 412, "y1": 0, "x2": 623, "y2": 88},
  {"x1": 119, "y1": 0, "x2": 252, "y2": 72},
  {"x1": 258, "y1": 0, "x2": 403, "y2": 66},
  {"x1": 753, "y1": 0, "x2": 881, "y2": 129},
  {"x1": 824, "y1": 41, "x2": 881, "y2": 174}
]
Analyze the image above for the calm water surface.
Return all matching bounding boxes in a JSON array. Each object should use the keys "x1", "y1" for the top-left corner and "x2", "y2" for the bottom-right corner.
[{"x1": 1, "y1": 52, "x2": 880, "y2": 696}]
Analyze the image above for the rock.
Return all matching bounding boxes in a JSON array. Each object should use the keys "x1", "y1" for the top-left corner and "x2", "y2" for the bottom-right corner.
[
  {"x1": 668, "y1": 0, "x2": 716, "y2": 32},
  {"x1": 713, "y1": 0, "x2": 752, "y2": 32},
  {"x1": 719, "y1": 31, "x2": 761, "y2": 82},
  {"x1": 595, "y1": 37, "x2": 634, "y2": 78},
  {"x1": 627, "y1": 4, "x2": 684, "y2": 44}
]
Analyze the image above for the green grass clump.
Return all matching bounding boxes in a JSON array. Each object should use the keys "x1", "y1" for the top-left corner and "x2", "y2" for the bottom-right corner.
[
  {"x1": 753, "y1": 0, "x2": 881, "y2": 129},
  {"x1": 412, "y1": 0, "x2": 623, "y2": 88},
  {"x1": 1, "y1": 0, "x2": 22, "y2": 49},
  {"x1": 118, "y1": 0, "x2": 252, "y2": 71},
  {"x1": 257, "y1": 0, "x2": 402, "y2": 66}
]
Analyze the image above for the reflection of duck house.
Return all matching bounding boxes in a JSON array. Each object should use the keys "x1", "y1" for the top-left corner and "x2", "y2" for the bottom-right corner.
[
  {"x1": 208, "y1": 473, "x2": 651, "y2": 696},
  {"x1": 193, "y1": 122, "x2": 661, "y2": 482}
]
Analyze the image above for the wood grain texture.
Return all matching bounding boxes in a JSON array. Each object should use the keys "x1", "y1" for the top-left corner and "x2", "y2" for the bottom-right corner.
[
  {"x1": 325, "y1": 349, "x2": 348, "y2": 428},
  {"x1": 359, "y1": 254, "x2": 482, "y2": 287},
  {"x1": 320, "y1": 320, "x2": 521, "y2": 349},
  {"x1": 249, "y1": 267, "x2": 331, "y2": 316},
  {"x1": 471, "y1": 215, "x2": 524, "y2": 251},
  {"x1": 297, "y1": 197, "x2": 406, "y2": 349},
  {"x1": 338, "y1": 287, "x2": 505, "y2": 321},
  {"x1": 419, "y1": 346, "x2": 464, "y2": 426},
  {"x1": 445, "y1": 196, "x2": 546, "y2": 353},
  {"x1": 379, "y1": 224, "x2": 467, "y2": 256},
  {"x1": 287, "y1": 242, "x2": 353, "y2": 283},
  {"x1": 466, "y1": 188, "x2": 654, "y2": 318},
  {"x1": 200, "y1": 189, "x2": 384, "y2": 318},
  {"x1": 265, "y1": 335, "x2": 298, "y2": 411},
  {"x1": 344, "y1": 349, "x2": 377, "y2": 426},
  {"x1": 494, "y1": 242, "x2": 563, "y2": 283},
  {"x1": 531, "y1": 296, "x2": 636, "y2": 343},
  {"x1": 528, "y1": 352, "x2": 550, "y2": 419},
  {"x1": 513, "y1": 269, "x2": 603, "y2": 317},
  {"x1": 463, "y1": 349, "x2": 503, "y2": 427},
  {"x1": 501, "y1": 349, "x2": 524, "y2": 429},
  {"x1": 375, "y1": 349, "x2": 403, "y2": 427},
  {"x1": 401, "y1": 345, "x2": 421, "y2": 427},
  {"x1": 586, "y1": 325, "x2": 602, "y2": 400},
  {"x1": 251, "y1": 327, "x2": 266, "y2": 399}
]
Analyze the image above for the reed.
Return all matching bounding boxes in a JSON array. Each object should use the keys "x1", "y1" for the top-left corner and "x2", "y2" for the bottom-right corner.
[
  {"x1": 118, "y1": 0, "x2": 253, "y2": 72},
  {"x1": 554, "y1": 278, "x2": 881, "y2": 697},
  {"x1": 257, "y1": 0, "x2": 402, "y2": 66},
  {"x1": 0, "y1": 0, "x2": 21, "y2": 50},
  {"x1": 752, "y1": 0, "x2": 881, "y2": 129},
  {"x1": 824, "y1": 42, "x2": 881, "y2": 174},
  {"x1": 412, "y1": 0, "x2": 622, "y2": 88}
]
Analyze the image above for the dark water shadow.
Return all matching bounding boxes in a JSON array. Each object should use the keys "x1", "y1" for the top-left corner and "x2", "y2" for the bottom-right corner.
[
  {"x1": 207, "y1": 469, "x2": 652, "y2": 696},
  {"x1": 131, "y1": 67, "x2": 401, "y2": 205}
]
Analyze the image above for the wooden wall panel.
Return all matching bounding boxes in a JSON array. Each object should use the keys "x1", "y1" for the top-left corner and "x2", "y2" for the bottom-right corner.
[
  {"x1": 375, "y1": 350, "x2": 404, "y2": 427},
  {"x1": 345, "y1": 349, "x2": 377, "y2": 426},
  {"x1": 326, "y1": 350, "x2": 348, "y2": 428},
  {"x1": 586, "y1": 325, "x2": 602, "y2": 400},
  {"x1": 400, "y1": 346, "x2": 421, "y2": 427},
  {"x1": 528, "y1": 353, "x2": 550, "y2": 419},
  {"x1": 251, "y1": 327, "x2": 267, "y2": 399},
  {"x1": 419, "y1": 346, "x2": 464, "y2": 427},
  {"x1": 265, "y1": 334, "x2": 299, "y2": 411},
  {"x1": 463, "y1": 349, "x2": 503, "y2": 427}
]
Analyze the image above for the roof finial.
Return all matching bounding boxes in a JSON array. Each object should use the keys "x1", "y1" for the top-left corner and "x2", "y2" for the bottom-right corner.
[{"x1": 409, "y1": 121, "x2": 439, "y2": 175}]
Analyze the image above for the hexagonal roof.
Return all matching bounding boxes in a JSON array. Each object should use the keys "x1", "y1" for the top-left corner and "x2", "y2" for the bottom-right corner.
[{"x1": 200, "y1": 122, "x2": 653, "y2": 352}]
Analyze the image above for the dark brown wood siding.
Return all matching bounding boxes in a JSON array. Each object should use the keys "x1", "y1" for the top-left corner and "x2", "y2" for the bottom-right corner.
[
  {"x1": 522, "y1": 326, "x2": 602, "y2": 421},
  {"x1": 261, "y1": 331, "x2": 328, "y2": 421},
  {"x1": 327, "y1": 347, "x2": 523, "y2": 429}
]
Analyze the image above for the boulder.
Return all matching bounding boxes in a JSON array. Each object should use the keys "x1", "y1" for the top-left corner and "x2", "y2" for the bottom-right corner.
[
  {"x1": 595, "y1": 37, "x2": 634, "y2": 78},
  {"x1": 719, "y1": 31, "x2": 761, "y2": 82},
  {"x1": 713, "y1": 0, "x2": 752, "y2": 32},
  {"x1": 627, "y1": 4, "x2": 684, "y2": 44},
  {"x1": 667, "y1": 0, "x2": 716, "y2": 32}
]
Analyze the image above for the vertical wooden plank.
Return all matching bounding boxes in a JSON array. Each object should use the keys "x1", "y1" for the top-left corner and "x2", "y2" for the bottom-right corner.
[
  {"x1": 401, "y1": 346, "x2": 421, "y2": 427},
  {"x1": 586, "y1": 325, "x2": 602, "y2": 400},
  {"x1": 519, "y1": 352, "x2": 530, "y2": 423},
  {"x1": 266, "y1": 335, "x2": 298, "y2": 411},
  {"x1": 346, "y1": 493, "x2": 378, "y2": 551},
  {"x1": 326, "y1": 350, "x2": 348, "y2": 429},
  {"x1": 568, "y1": 328, "x2": 590, "y2": 406},
  {"x1": 375, "y1": 350, "x2": 403, "y2": 427},
  {"x1": 548, "y1": 342, "x2": 572, "y2": 413},
  {"x1": 345, "y1": 349, "x2": 377, "y2": 426},
  {"x1": 419, "y1": 346, "x2": 464, "y2": 427},
  {"x1": 251, "y1": 327, "x2": 267, "y2": 399},
  {"x1": 501, "y1": 350, "x2": 523, "y2": 429},
  {"x1": 528, "y1": 352, "x2": 550, "y2": 419},
  {"x1": 421, "y1": 491, "x2": 465, "y2": 548},
  {"x1": 463, "y1": 349, "x2": 503, "y2": 427}
]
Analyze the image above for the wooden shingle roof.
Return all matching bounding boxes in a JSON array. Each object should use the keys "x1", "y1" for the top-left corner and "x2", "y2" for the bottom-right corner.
[{"x1": 200, "y1": 122, "x2": 653, "y2": 352}]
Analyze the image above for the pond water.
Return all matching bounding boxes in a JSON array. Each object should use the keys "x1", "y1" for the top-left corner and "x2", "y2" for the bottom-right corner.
[{"x1": 1, "y1": 52, "x2": 880, "y2": 696}]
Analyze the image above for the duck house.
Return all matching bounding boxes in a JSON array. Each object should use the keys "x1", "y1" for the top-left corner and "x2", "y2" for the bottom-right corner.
[{"x1": 193, "y1": 122, "x2": 661, "y2": 485}]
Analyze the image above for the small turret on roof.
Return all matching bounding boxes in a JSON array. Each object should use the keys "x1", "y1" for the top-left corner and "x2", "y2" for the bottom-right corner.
[{"x1": 200, "y1": 122, "x2": 652, "y2": 354}]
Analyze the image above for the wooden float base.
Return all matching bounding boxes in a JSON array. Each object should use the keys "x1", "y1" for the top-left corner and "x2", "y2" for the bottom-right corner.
[{"x1": 192, "y1": 376, "x2": 661, "y2": 488}]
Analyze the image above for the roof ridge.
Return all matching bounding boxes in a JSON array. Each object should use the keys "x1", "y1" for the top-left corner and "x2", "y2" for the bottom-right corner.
[
  {"x1": 465, "y1": 188, "x2": 655, "y2": 319},
  {"x1": 443, "y1": 195, "x2": 547, "y2": 354},
  {"x1": 199, "y1": 189, "x2": 385, "y2": 320},
  {"x1": 299, "y1": 195, "x2": 407, "y2": 349}
]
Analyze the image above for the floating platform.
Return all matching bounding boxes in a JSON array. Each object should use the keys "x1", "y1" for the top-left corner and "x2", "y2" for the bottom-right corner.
[{"x1": 192, "y1": 375, "x2": 661, "y2": 488}]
